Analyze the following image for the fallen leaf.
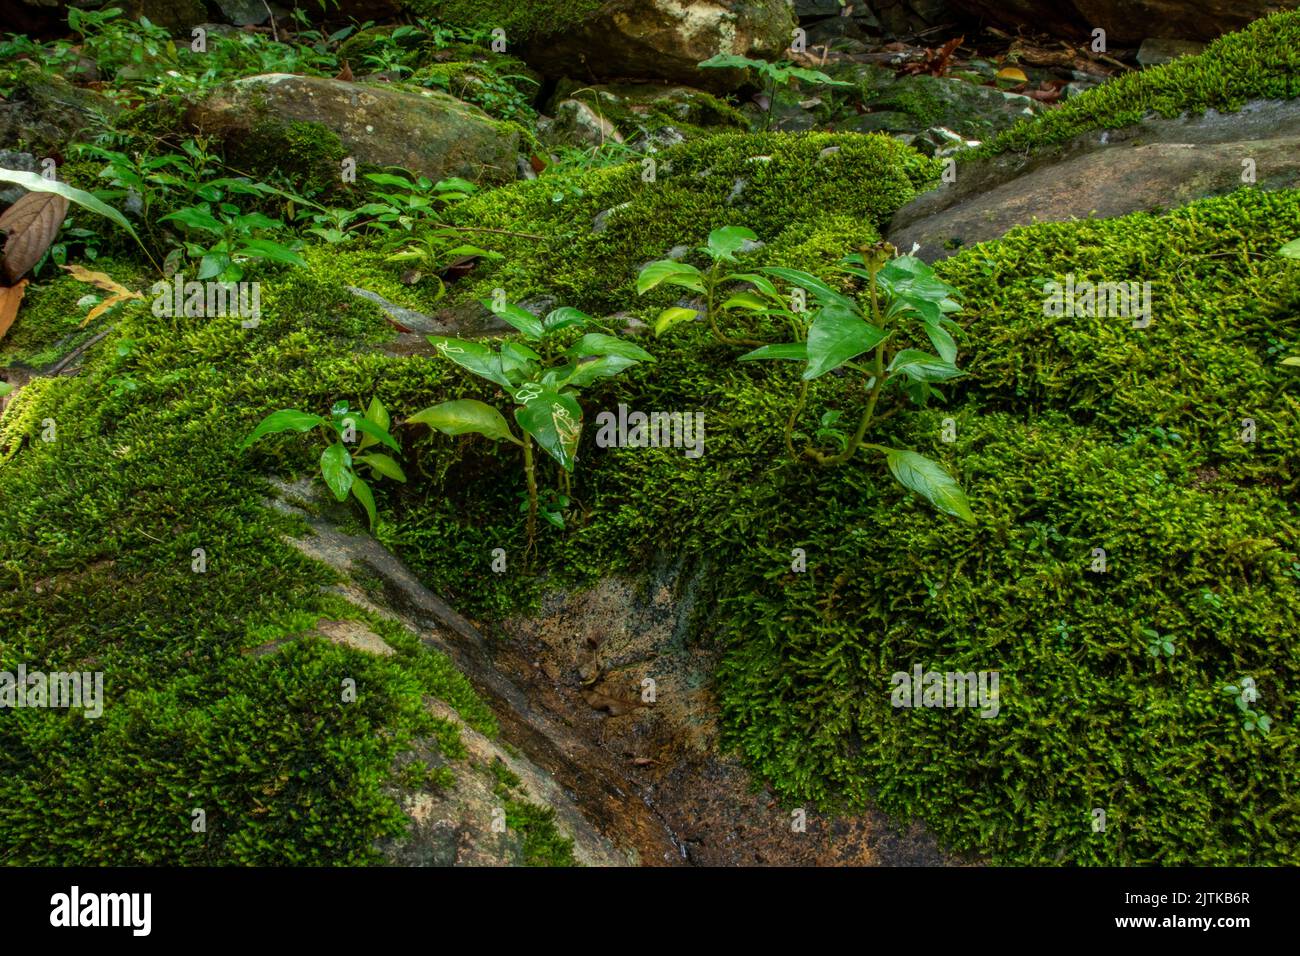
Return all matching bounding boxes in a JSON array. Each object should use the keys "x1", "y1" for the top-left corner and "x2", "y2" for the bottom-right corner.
[
  {"x1": 0, "y1": 190, "x2": 69, "y2": 283},
  {"x1": 897, "y1": 36, "x2": 964, "y2": 78},
  {"x1": 0, "y1": 279, "x2": 29, "y2": 343},
  {"x1": 335, "y1": 60, "x2": 353, "y2": 82},
  {"x1": 997, "y1": 66, "x2": 1029, "y2": 84},
  {"x1": 59, "y1": 264, "x2": 143, "y2": 327}
]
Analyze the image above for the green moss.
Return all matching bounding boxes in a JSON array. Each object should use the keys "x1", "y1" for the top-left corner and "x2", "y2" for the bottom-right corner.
[
  {"x1": 409, "y1": 0, "x2": 605, "y2": 39},
  {"x1": 436, "y1": 130, "x2": 938, "y2": 315},
  {"x1": 0, "y1": 256, "x2": 495, "y2": 865},
  {"x1": 233, "y1": 120, "x2": 349, "y2": 199},
  {"x1": 383, "y1": 186, "x2": 1300, "y2": 865},
  {"x1": 4, "y1": 99, "x2": 1298, "y2": 867},
  {"x1": 980, "y1": 9, "x2": 1300, "y2": 158},
  {"x1": 487, "y1": 757, "x2": 576, "y2": 866},
  {"x1": 551, "y1": 82, "x2": 749, "y2": 144}
]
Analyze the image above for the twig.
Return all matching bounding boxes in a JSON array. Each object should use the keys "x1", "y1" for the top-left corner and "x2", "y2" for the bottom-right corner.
[
  {"x1": 262, "y1": 1, "x2": 278, "y2": 43},
  {"x1": 48, "y1": 327, "x2": 111, "y2": 376}
]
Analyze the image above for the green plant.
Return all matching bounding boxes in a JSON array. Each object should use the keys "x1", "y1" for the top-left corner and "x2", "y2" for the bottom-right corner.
[
  {"x1": 1144, "y1": 627, "x2": 1176, "y2": 657},
  {"x1": 160, "y1": 204, "x2": 306, "y2": 281},
  {"x1": 1221, "y1": 681, "x2": 1271, "y2": 735},
  {"x1": 0, "y1": 167, "x2": 152, "y2": 266},
  {"x1": 240, "y1": 398, "x2": 405, "y2": 530},
  {"x1": 739, "y1": 243, "x2": 972, "y2": 521},
  {"x1": 67, "y1": 6, "x2": 176, "y2": 79},
  {"x1": 409, "y1": 302, "x2": 653, "y2": 550},
  {"x1": 637, "y1": 225, "x2": 774, "y2": 346},
  {"x1": 698, "y1": 52, "x2": 851, "y2": 132}
]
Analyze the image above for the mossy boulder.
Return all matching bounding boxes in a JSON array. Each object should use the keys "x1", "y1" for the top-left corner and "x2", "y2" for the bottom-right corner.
[
  {"x1": 0, "y1": 61, "x2": 120, "y2": 159},
  {"x1": 890, "y1": 98, "x2": 1300, "y2": 258},
  {"x1": 833, "y1": 66, "x2": 1045, "y2": 144},
  {"x1": 543, "y1": 82, "x2": 748, "y2": 149},
  {"x1": 186, "y1": 73, "x2": 523, "y2": 186},
  {"x1": 511, "y1": 0, "x2": 797, "y2": 91},
  {"x1": 979, "y1": 8, "x2": 1300, "y2": 159}
]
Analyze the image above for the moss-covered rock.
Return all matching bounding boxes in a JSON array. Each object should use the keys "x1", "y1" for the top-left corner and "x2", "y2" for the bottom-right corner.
[
  {"x1": 0, "y1": 61, "x2": 120, "y2": 159},
  {"x1": 979, "y1": 8, "x2": 1300, "y2": 159},
  {"x1": 186, "y1": 73, "x2": 523, "y2": 187},
  {"x1": 543, "y1": 81, "x2": 748, "y2": 149}
]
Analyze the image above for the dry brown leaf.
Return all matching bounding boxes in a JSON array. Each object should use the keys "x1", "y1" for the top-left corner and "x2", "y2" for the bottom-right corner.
[
  {"x1": 59, "y1": 264, "x2": 144, "y2": 327},
  {"x1": 0, "y1": 191, "x2": 69, "y2": 283},
  {"x1": 0, "y1": 279, "x2": 29, "y2": 343},
  {"x1": 335, "y1": 60, "x2": 353, "y2": 82}
]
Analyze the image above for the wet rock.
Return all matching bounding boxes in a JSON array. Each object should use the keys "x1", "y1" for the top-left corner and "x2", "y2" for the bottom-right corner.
[
  {"x1": 1136, "y1": 37, "x2": 1207, "y2": 66},
  {"x1": 945, "y1": 0, "x2": 1293, "y2": 44},
  {"x1": 889, "y1": 99, "x2": 1300, "y2": 260},
  {"x1": 0, "y1": 63, "x2": 121, "y2": 159},
  {"x1": 186, "y1": 73, "x2": 521, "y2": 186},
  {"x1": 550, "y1": 99, "x2": 623, "y2": 148},
  {"x1": 519, "y1": 0, "x2": 797, "y2": 91},
  {"x1": 544, "y1": 81, "x2": 748, "y2": 149}
]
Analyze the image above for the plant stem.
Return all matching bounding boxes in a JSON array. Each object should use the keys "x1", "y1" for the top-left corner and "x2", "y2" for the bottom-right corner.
[
  {"x1": 522, "y1": 433, "x2": 538, "y2": 556},
  {"x1": 798, "y1": 257, "x2": 891, "y2": 467},
  {"x1": 705, "y1": 261, "x2": 767, "y2": 347}
]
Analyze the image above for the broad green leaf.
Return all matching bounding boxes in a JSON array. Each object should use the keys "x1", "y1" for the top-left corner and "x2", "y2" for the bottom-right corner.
[
  {"x1": 1279, "y1": 238, "x2": 1300, "y2": 258},
  {"x1": 883, "y1": 448, "x2": 974, "y2": 523},
  {"x1": 364, "y1": 172, "x2": 417, "y2": 189},
  {"x1": 365, "y1": 397, "x2": 390, "y2": 432},
  {"x1": 804, "y1": 304, "x2": 886, "y2": 380},
  {"x1": 241, "y1": 408, "x2": 326, "y2": 449},
  {"x1": 738, "y1": 342, "x2": 808, "y2": 362},
  {"x1": 636, "y1": 260, "x2": 705, "y2": 295},
  {"x1": 0, "y1": 381, "x2": 13, "y2": 396},
  {"x1": 236, "y1": 238, "x2": 308, "y2": 268},
  {"x1": 543, "y1": 306, "x2": 592, "y2": 333},
  {"x1": 924, "y1": 323, "x2": 958, "y2": 363},
  {"x1": 760, "y1": 266, "x2": 855, "y2": 310},
  {"x1": 720, "y1": 291, "x2": 769, "y2": 311},
  {"x1": 888, "y1": 348, "x2": 963, "y2": 383},
  {"x1": 559, "y1": 353, "x2": 639, "y2": 389},
  {"x1": 357, "y1": 452, "x2": 406, "y2": 482},
  {"x1": 350, "y1": 475, "x2": 377, "y2": 530},
  {"x1": 1282, "y1": 356, "x2": 1300, "y2": 367},
  {"x1": 568, "y1": 332, "x2": 654, "y2": 362},
  {"x1": 723, "y1": 272, "x2": 781, "y2": 299},
  {"x1": 501, "y1": 341, "x2": 542, "y2": 379},
  {"x1": 408, "y1": 399, "x2": 520, "y2": 445},
  {"x1": 0, "y1": 167, "x2": 146, "y2": 253},
  {"x1": 513, "y1": 387, "x2": 582, "y2": 471},
  {"x1": 698, "y1": 52, "x2": 765, "y2": 71},
  {"x1": 160, "y1": 205, "x2": 224, "y2": 234},
  {"x1": 340, "y1": 413, "x2": 400, "y2": 452},
  {"x1": 320, "y1": 441, "x2": 353, "y2": 502},
  {"x1": 705, "y1": 225, "x2": 757, "y2": 262},
  {"x1": 484, "y1": 301, "x2": 544, "y2": 340},
  {"x1": 654, "y1": 307, "x2": 698, "y2": 336},
  {"x1": 427, "y1": 336, "x2": 512, "y2": 388}
]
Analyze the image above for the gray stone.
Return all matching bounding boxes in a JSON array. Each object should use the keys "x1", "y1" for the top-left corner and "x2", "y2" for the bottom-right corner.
[
  {"x1": 187, "y1": 74, "x2": 521, "y2": 186},
  {"x1": 889, "y1": 99, "x2": 1300, "y2": 260},
  {"x1": 1137, "y1": 37, "x2": 1207, "y2": 67}
]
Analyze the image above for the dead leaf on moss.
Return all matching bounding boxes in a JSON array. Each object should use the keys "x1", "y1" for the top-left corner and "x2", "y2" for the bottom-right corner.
[
  {"x1": 0, "y1": 279, "x2": 28, "y2": 343},
  {"x1": 59, "y1": 263, "x2": 144, "y2": 327}
]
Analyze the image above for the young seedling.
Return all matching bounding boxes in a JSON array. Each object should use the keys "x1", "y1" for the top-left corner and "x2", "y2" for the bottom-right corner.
[
  {"x1": 697, "y1": 53, "x2": 852, "y2": 132},
  {"x1": 739, "y1": 243, "x2": 974, "y2": 523},
  {"x1": 1221, "y1": 681, "x2": 1271, "y2": 735},
  {"x1": 637, "y1": 225, "x2": 782, "y2": 347},
  {"x1": 1143, "y1": 628, "x2": 1176, "y2": 657},
  {"x1": 410, "y1": 301, "x2": 654, "y2": 554},
  {"x1": 241, "y1": 397, "x2": 405, "y2": 530}
]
